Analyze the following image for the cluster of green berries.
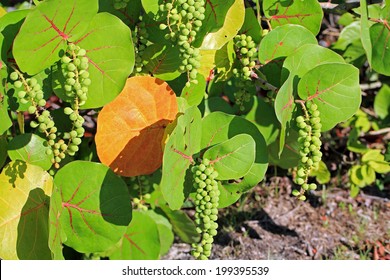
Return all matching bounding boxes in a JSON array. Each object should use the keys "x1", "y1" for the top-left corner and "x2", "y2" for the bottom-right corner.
[
  {"x1": 10, "y1": 73, "x2": 46, "y2": 109},
  {"x1": 293, "y1": 101, "x2": 323, "y2": 200},
  {"x1": 133, "y1": 194, "x2": 151, "y2": 211},
  {"x1": 9, "y1": 71, "x2": 57, "y2": 138},
  {"x1": 60, "y1": 43, "x2": 90, "y2": 106},
  {"x1": 159, "y1": 0, "x2": 206, "y2": 86},
  {"x1": 112, "y1": 0, "x2": 130, "y2": 10},
  {"x1": 133, "y1": 19, "x2": 149, "y2": 73},
  {"x1": 232, "y1": 34, "x2": 258, "y2": 111},
  {"x1": 191, "y1": 158, "x2": 220, "y2": 260},
  {"x1": 59, "y1": 43, "x2": 89, "y2": 160}
]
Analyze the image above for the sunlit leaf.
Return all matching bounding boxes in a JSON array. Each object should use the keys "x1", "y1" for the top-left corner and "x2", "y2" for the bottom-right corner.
[
  {"x1": 0, "y1": 161, "x2": 52, "y2": 260},
  {"x1": 96, "y1": 76, "x2": 178, "y2": 177}
]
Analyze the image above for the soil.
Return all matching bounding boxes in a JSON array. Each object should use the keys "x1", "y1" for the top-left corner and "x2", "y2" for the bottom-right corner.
[{"x1": 163, "y1": 176, "x2": 390, "y2": 260}]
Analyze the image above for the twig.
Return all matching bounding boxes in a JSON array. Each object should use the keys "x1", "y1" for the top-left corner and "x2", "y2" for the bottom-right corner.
[
  {"x1": 366, "y1": 127, "x2": 390, "y2": 136},
  {"x1": 252, "y1": 69, "x2": 278, "y2": 93}
]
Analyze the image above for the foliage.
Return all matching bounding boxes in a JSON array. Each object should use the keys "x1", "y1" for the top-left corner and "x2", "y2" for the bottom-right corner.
[{"x1": 0, "y1": 0, "x2": 388, "y2": 260}]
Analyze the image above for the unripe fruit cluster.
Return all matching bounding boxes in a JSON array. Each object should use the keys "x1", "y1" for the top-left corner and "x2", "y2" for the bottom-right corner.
[
  {"x1": 191, "y1": 158, "x2": 220, "y2": 260},
  {"x1": 159, "y1": 0, "x2": 206, "y2": 87},
  {"x1": 232, "y1": 34, "x2": 258, "y2": 111},
  {"x1": 293, "y1": 101, "x2": 323, "y2": 200},
  {"x1": 133, "y1": 19, "x2": 149, "y2": 73},
  {"x1": 9, "y1": 71, "x2": 59, "y2": 143},
  {"x1": 133, "y1": 193, "x2": 151, "y2": 211},
  {"x1": 60, "y1": 43, "x2": 90, "y2": 106},
  {"x1": 112, "y1": 0, "x2": 130, "y2": 10}
]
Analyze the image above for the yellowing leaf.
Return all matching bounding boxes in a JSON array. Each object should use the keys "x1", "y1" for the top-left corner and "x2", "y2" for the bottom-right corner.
[
  {"x1": 0, "y1": 161, "x2": 53, "y2": 259},
  {"x1": 95, "y1": 76, "x2": 178, "y2": 177}
]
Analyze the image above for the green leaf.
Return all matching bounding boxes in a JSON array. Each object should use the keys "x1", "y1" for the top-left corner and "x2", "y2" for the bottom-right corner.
[
  {"x1": 263, "y1": 0, "x2": 323, "y2": 35},
  {"x1": 370, "y1": 21, "x2": 390, "y2": 75},
  {"x1": 108, "y1": 211, "x2": 160, "y2": 260},
  {"x1": 268, "y1": 127, "x2": 300, "y2": 169},
  {"x1": 360, "y1": 0, "x2": 373, "y2": 66},
  {"x1": 258, "y1": 24, "x2": 317, "y2": 64},
  {"x1": 194, "y1": 0, "x2": 235, "y2": 48},
  {"x1": 282, "y1": 44, "x2": 345, "y2": 85},
  {"x1": 310, "y1": 161, "x2": 331, "y2": 184},
  {"x1": 362, "y1": 149, "x2": 390, "y2": 174},
  {"x1": 161, "y1": 106, "x2": 202, "y2": 210},
  {"x1": 0, "y1": 161, "x2": 53, "y2": 259},
  {"x1": 159, "y1": 204, "x2": 200, "y2": 244},
  {"x1": 297, "y1": 63, "x2": 361, "y2": 131},
  {"x1": 245, "y1": 96, "x2": 280, "y2": 146},
  {"x1": 203, "y1": 134, "x2": 255, "y2": 181},
  {"x1": 53, "y1": 12, "x2": 135, "y2": 109},
  {"x1": 0, "y1": 9, "x2": 29, "y2": 66},
  {"x1": 361, "y1": 164, "x2": 376, "y2": 186},
  {"x1": 98, "y1": 0, "x2": 142, "y2": 28},
  {"x1": 374, "y1": 84, "x2": 390, "y2": 120},
  {"x1": 350, "y1": 165, "x2": 365, "y2": 187},
  {"x1": 347, "y1": 127, "x2": 368, "y2": 153},
  {"x1": 217, "y1": 181, "x2": 242, "y2": 208},
  {"x1": 143, "y1": 44, "x2": 181, "y2": 81},
  {"x1": 201, "y1": 111, "x2": 268, "y2": 191},
  {"x1": 144, "y1": 210, "x2": 174, "y2": 257},
  {"x1": 214, "y1": 40, "x2": 235, "y2": 82},
  {"x1": 141, "y1": 0, "x2": 160, "y2": 16},
  {"x1": 0, "y1": 95, "x2": 11, "y2": 135},
  {"x1": 7, "y1": 133, "x2": 53, "y2": 170},
  {"x1": 13, "y1": 0, "x2": 99, "y2": 75},
  {"x1": 180, "y1": 73, "x2": 206, "y2": 106},
  {"x1": 200, "y1": 0, "x2": 245, "y2": 50},
  {"x1": 350, "y1": 183, "x2": 360, "y2": 198},
  {"x1": 52, "y1": 161, "x2": 132, "y2": 253},
  {"x1": 333, "y1": 21, "x2": 362, "y2": 51},
  {"x1": 239, "y1": 8, "x2": 262, "y2": 44},
  {"x1": 48, "y1": 180, "x2": 66, "y2": 260},
  {"x1": 0, "y1": 134, "x2": 7, "y2": 169}
]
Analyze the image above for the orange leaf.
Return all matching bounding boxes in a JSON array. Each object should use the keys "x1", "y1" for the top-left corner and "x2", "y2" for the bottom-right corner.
[{"x1": 95, "y1": 76, "x2": 178, "y2": 177}]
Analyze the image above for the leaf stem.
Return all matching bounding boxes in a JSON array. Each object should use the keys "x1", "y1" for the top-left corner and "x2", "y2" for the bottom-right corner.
[
  {"x1": 17, "y1": 111, "x2": 25, "y2": 134},
  {"x1": 252, "y1": 68, "x2": 278, "y2": 93}
]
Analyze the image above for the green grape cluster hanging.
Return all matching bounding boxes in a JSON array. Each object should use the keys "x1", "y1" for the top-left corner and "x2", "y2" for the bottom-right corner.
[
  {"x1": 9, "y1": 42, "x2": 90, "y2": 169},
  {"x1": 59, "y1": 43, "x2": 90, "y2": 158},
  {"x1": 191, "y1": 158, "x2": 220, "y2": 260},
  {"x1": 9, "y1": 71, "x2": 59, "y2": 159},
  {"x1": 232, "y1": 34, "x2": 258, "y2": 111},
  {"x1": 293, "y1": 101, "x2": 323, "y2": 200},
  {"x1": 159, "y1": 0, "x2": 206, "y2": 86},
  {"x1": 133, "y1": 19, "x2": 149, "y2": 73}
]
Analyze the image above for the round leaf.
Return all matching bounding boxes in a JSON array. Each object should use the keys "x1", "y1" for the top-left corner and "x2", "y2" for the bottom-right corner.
[
  {"x1": 53, "y1": 12, "x2": 135, "y2": 109},
  {"x1": 201, "y1": 111, "x2": 268, "y2": 191},
  {"x1": 53, "y1": 161, "x2": 132, "y2": 253},
  {"x1": 7, "y1": 133, "x2": 53, "y2": 170},
  {"x1": 96, "y1": 76, "x2": 178, "y2": 177},
  {"x1": 370, "y1": 22, "x2": 390, "y2": 75},
  {"x1": 0, "y1": 161, "x2": 53, "y2": 259},
  {"x1": 297, "y1": 63, "x2": 361, "y2": 131},
  {"x1": 13, "y1": 0, "x2": 99, "y2": 75},
  {"x1": 203, "y1": 134, "x2": 256, "y2": 181},
  {"x1": 263, "y1": 0, "x2": 323, "y2": 35},
  {"x1": 258, "y1": 24, "x2": 317, "y2": 64},
  {"x1": 108, "y1": 211, "x2": 160, "y2": 260},
  {"x1": 144, "y1": 210, "x2": 174, "y2": 257}
]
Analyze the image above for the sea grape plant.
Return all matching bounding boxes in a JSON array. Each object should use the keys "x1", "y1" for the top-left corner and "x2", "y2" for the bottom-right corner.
[{"x1": 3, "y1": 0, "x2": 389, "y2": 260}]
